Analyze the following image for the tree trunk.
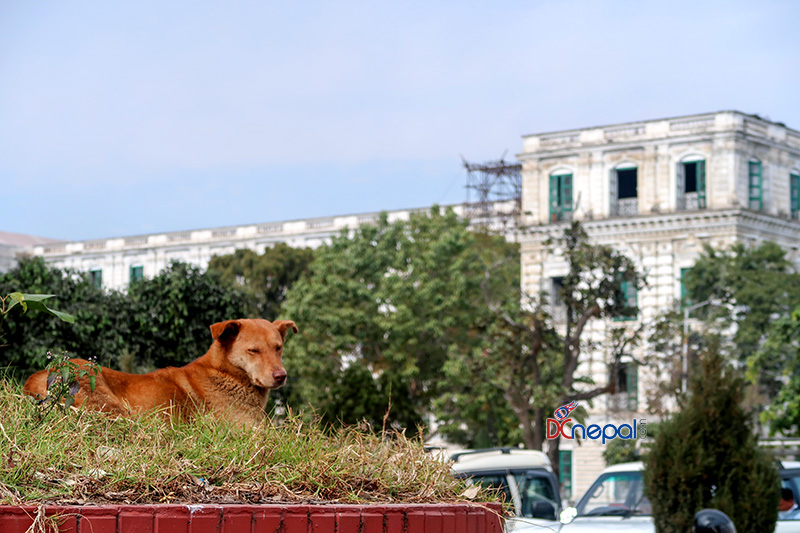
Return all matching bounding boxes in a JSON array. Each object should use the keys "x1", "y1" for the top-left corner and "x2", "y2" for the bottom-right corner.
[
  {"x1": 507, "y1": 389, "x2": 536, "y2": 449},
  {"x1": 532, "y1": 405, "x2": 545, "y2": 450}
]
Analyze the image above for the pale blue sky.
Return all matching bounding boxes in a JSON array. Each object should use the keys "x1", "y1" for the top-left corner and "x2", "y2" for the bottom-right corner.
[{"x1": 2, "y1": 1, "x2": 798, "y2": 241}]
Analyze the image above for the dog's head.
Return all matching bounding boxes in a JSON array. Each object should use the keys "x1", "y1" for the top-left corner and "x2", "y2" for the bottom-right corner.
[{"x1": 210, "y1": 318, "x2": 298, "y2": 390}]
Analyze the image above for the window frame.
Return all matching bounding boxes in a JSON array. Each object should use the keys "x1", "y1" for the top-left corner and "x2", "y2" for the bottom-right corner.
[
  {"x1": 89, "y1": 269, "x2": 103, "y2": 289},
  {"x1": 549, "y1": 173, "x2": 573, "y2": 222},
  {"x1": 749, "y1": 160, "x2": 763, "y2": 211},
  {"x1": 130, "y1": 265, "x2": 144, "y2": 283},
  {"x1": 610, "y1": 163, "x2": 639, "y2": 216},
  {"x1": 613, "y1": 279, "x2": 638, "y2": 322},
  {"x1": 678, "y1": 159, "x2": 706, "y2": 209}
]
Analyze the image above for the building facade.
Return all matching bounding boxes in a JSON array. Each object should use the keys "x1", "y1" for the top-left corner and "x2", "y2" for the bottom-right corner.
[
  {"x1": 31, "y1": 203, "x2": 516, "y2": 291},
  {"x1": 519, "y1": 110, "x2": 800, "y2": 499}
]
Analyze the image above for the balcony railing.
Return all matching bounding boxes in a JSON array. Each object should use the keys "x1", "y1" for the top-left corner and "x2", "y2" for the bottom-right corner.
[
  {"x1": 607, "y1": 391, "x2": 637, "y2": 413},
  {"x1": 550, "y1": 210, "x2": 573, "y2": 223},
  {"x1": 613, "y1": 198, "x2": 638, "y2": 216},
  {"x1": 679, "y1": 192, "x2": 702, "y2": 211}
]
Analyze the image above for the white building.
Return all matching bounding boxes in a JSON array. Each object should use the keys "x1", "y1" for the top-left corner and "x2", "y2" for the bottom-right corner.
[
  {"x1": 31, "y1": 203, "x2": 516, "y2": 291},
  {"x1": 519, "y1": 110, "x2": 800, "y2": 499}
]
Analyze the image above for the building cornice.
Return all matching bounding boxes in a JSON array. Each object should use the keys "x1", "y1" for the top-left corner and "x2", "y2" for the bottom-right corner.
[
  {"x1": 522, "y1": 209, "x2": 800, "y2": 244},
  {"x1": 517, "y1": 111, "x2": 800, "y2": 160}
]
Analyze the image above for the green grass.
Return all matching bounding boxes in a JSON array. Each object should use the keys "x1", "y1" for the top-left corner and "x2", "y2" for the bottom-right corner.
[{"x1": 0, "y1": 378, "x2": 482, "y2": 506}]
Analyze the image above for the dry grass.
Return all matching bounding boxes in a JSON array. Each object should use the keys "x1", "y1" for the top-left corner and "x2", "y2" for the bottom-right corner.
[{"x1": 0, "y1": 378, "x2": 486, "y2": 506}]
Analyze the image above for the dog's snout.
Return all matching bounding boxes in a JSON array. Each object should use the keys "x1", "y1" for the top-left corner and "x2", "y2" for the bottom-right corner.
[{"x1": 273, "y1": 369, "x2": 287, "y2": 387}]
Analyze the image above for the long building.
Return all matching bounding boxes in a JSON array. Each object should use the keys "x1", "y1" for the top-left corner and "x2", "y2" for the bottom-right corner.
[
  {"x1": 519, "y1": 110, "x2": 800, "y2": 499},
  {"x1": 30, "y1": 203, "x2": 516, "y2": 291}
]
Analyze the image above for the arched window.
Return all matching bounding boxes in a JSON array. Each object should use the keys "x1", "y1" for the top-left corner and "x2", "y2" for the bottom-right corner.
[
  {"x1": 610, "y1": 162, "x2": 638, "y2": 216},
  {"x1": 677, "y1": 155, "x2": 706, "y2": 210}
]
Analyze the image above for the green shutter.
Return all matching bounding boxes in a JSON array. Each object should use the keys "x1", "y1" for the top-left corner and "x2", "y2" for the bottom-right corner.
[
  {"x1": 680, "y1": 268, "x2": 692, "y2": 307},
  {"x1": 749, "y1": 161, "x2": 762, "y2": 210},
  {"x1": 614, "y1": 280, "x2": 638, "y2": 321},
  {"x1": 90, "y1": 269, "x2": 102, "y2": 289},
  {"x1": 562, "y1": 174, "x2": 573, "y2": 217},
  {"x1": 697, "y1": 161, "x2": 706, "y2": 209},
  {"x1": 626, "y1": 364, "x2": 639, "y2": 411},
  {"x1": 549, "y1": 174, "x2": 573, "y2": 221},
  {"x1": 559, "y1": 450, "x2": 573, "y2": 498},
  {"x1": 130, "y1": 265, "x2": 143, "y2": 283},
  {"x1": 550, "y1": 174, "x2": 559, "y2": 221},
  {"x1": 791, "y1": 173, "x2": 800, "y2": 219}
]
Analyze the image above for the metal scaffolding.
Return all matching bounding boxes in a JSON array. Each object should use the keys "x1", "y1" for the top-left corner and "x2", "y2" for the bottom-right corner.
[{"x1": 463, "y1": 156, "x2": 522, "y2": 229}]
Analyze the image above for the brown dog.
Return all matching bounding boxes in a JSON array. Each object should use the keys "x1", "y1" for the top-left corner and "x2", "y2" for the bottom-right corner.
[{"x1": 23, "y1": 319, "x2": 297, "y2": 425}]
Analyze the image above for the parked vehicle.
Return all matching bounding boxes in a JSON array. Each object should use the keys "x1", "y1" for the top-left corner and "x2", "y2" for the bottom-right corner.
[
  {"x1": 778, "y1": 461, "x2": 800, "y2": 532},
  {"x1": 558, "y1": 461, "x2": 654, "y2": 532},
  {"x1": 450, "y1": 447, "x2": 562, "y2": 531},
  {"x1": 557, "y1": 459, "x2": 800, "y2": 532}
]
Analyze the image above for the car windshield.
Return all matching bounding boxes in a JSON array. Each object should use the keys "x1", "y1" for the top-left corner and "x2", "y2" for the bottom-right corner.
[{"x1": 576, "y1": 471, "x2": 651, "y2": 517}]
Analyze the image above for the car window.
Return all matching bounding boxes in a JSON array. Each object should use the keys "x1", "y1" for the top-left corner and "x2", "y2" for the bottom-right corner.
[
  {"x1": 519, "y1": 473, "x2": 558, "y2": 520},
  {"x1": 464, "y1": 474, "x2": 512, "y2": 506},
  {"x1": 576, "y1": 471, "x2": 651, "y2": 517},
  {"x1": 780, "y1": 475, "x2": 800, "y2": 520}
]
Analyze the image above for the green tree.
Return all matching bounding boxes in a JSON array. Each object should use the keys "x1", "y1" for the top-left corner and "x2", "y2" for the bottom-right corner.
[
  {"x1": 208, "y1": 244, "x2": 314, "y2": 319},
  {"x1": 0, "y1": 257, "x2": 129, "y2": 377},
  {"x1": 280, "y1": 207, "x2": 516, "y2": 435},
  {"x1": 755, "y1": 303, "x2": 800, "y2": 434},
  {"x1": 678, "y1": 242, "x2": 800, "y2": 425},
  {"x1": 432, "y1": 230, "x2": 524, "y2": 448},
  {"x1": 643, "y1": 343, "x2": 780, "y2": 533},
  {"x1": 602, "y1": 439, "x2": 638, "y2": 467},
  {"x1": 126, "y1": 261, "x2": 251, "y2": 369},
  {"x1": 481, "y1": 220, "x2": 645, "y2": 470}
]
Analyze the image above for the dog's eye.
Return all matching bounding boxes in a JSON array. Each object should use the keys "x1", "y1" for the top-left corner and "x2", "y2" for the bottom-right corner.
[
  {"x1": 276, "y1": 345, "x2": 283, "y2": 351},
  {"x1": 247, "y1": 348, "x2": 260, "y2": 355}
]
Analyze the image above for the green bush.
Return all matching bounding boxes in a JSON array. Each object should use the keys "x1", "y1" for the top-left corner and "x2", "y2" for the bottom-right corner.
[{"x1": 643, "y1": 343, "x2": 779, "y2": 532}]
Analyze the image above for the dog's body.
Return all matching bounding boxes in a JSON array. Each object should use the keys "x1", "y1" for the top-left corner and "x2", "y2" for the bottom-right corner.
[{"x1": 23, "y1": 319, "x2": 297, "y2": 425}]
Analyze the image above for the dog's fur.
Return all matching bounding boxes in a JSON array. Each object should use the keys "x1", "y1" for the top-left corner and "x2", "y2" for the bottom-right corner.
[{"x1": 23, "y1": 319, "x2": 297, "y2": 425}]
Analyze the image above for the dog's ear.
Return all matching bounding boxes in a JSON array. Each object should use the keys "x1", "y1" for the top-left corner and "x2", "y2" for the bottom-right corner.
[
  {"x1": 273, "y1": 320, "x2": 298, "y2": 339},
  {"x1": 210, "y1": 320, "x2": 241, "y2": 345}
]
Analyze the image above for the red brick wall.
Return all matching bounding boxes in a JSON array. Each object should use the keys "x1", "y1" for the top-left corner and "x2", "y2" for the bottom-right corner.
[{"x1": 0, "y1": 503, "x2": 504, "y2": 533}]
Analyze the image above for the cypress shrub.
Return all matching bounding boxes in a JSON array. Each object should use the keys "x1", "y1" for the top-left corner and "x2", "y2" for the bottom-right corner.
[{"x1": 643, "y1": 344, "x2": 779, "y2": 532}]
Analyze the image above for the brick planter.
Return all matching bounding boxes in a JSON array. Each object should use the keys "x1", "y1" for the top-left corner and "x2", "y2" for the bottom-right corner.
[{"x1": 0, "y1": 503, "x2": 503, "y2": 532}]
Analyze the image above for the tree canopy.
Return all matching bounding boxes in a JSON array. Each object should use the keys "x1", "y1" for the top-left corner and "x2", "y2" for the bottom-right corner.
[
  {"x1": 126, "y1": 260, "x2": 251, "y2": 369},
  {"x1": 679, "y1": 241, "x2": 800, "y2": 432},
  {"x1": 280, "y1": 207, "x2": 515, "y2": 435},
  {"x1": 207, "y1": 243, "x2": 314, "y2": 320},
  {"x1": 644, "y1": 343, "x2": 779, "y2": 533},
  {"x1": 477, "y1": 221, "x2": 645, "y2": 469}
]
